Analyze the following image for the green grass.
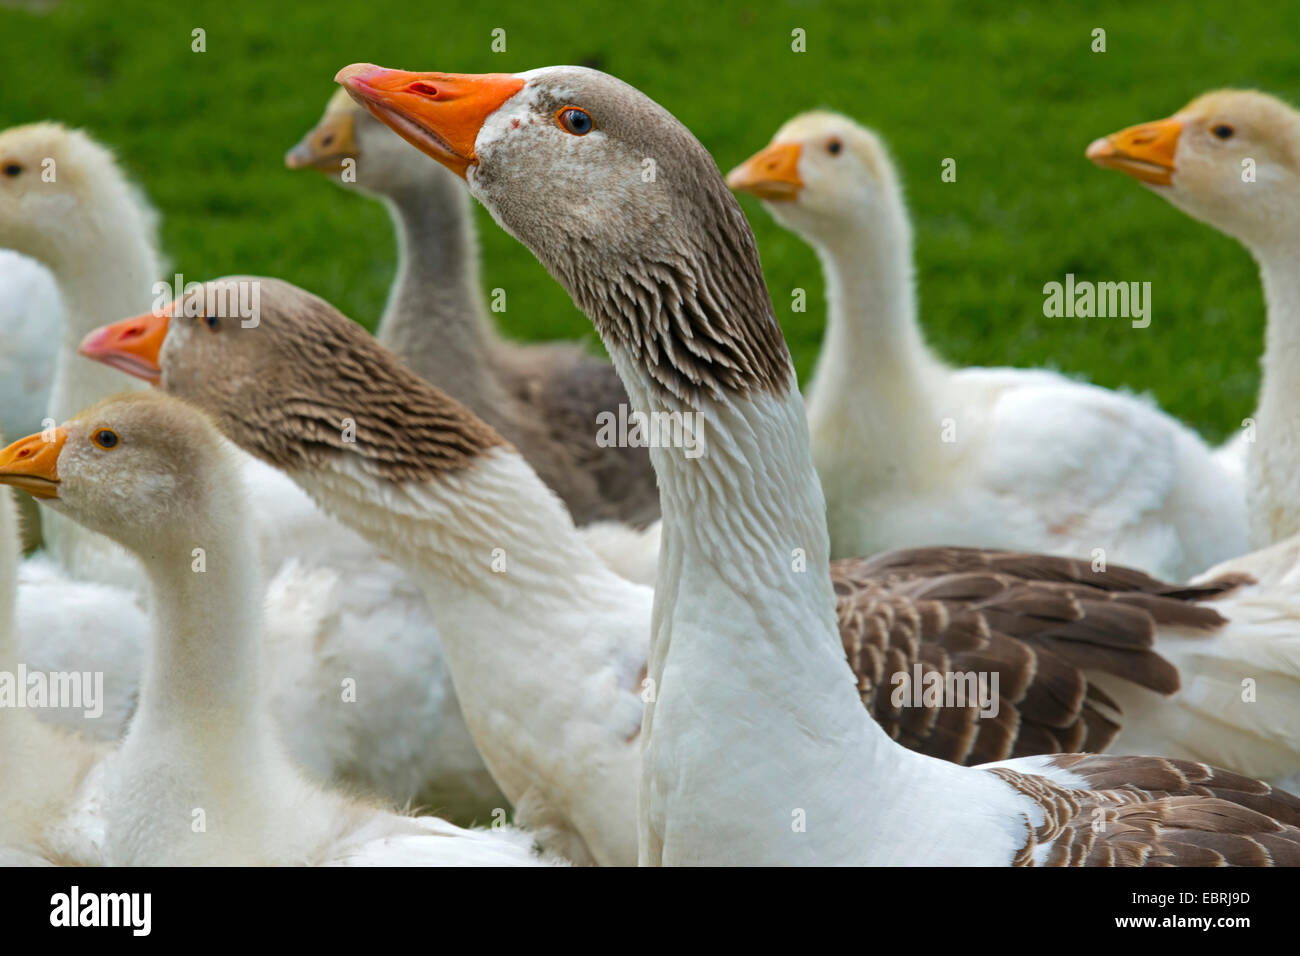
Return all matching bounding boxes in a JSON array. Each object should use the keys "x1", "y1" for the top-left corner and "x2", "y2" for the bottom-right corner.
[{"x1": 2, "y1": 0, "x2": 1295, "y2": 441}]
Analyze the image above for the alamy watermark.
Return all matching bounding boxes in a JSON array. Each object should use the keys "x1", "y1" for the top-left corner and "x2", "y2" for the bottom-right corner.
[
  {"x1": 1043, "y1": 273, "x2": 1151, "y2": 329},
  {"x1": 152, "y1": 274, "x2": 260, "y2": 328},
  {"x1": 890, "y1": 664, "x2": 999, "y2": 718},
  {"x1": 595, "y1": 404, "x2": 706, "y2": 459},
  {"x1": 0, "y1": 664, "x2": 103, "y2": 719}
]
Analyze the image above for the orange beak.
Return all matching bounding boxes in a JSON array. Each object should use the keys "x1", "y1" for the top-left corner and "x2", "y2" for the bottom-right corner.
[
  {"x1": 335, "y1": 63, "x2": 525, "y2": 179},
  {"x1": 1086, "y1": 117, "x2": 1182, "y2": 186},
  {"x1": 286, "y1": 109, "x2": 358, "y2": 171},
  {"x1": 78, "y1": 308, "x2": 171, "y2": 385},
  {"x1": 0, "y1": 428, "x2": 66, "y2": 500},
  {"x1": 726, "y1": 142, "x2": 804, "y2": 201}
]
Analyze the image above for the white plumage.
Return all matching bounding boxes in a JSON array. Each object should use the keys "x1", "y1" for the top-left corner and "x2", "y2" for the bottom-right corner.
[{"x1": 727, "y1": 111, "x2": 1247, "y2": 579}]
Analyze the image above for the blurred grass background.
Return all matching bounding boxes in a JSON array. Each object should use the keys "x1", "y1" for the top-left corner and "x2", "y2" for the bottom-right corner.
[{"x1": 1, "y1": 0, "x2": 1296, "y2": 441}]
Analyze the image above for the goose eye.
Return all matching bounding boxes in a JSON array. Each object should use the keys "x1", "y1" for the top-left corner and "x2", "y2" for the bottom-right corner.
[
  {"x1": 1212, "y1": 124, "x2": 1235, "y2": 140},
  {"x1": 827, "y1": 138, "x2": 843, "y2": 155},
  {"x1": 556, "y1": 107, "x2": 593, "y2": 136},
  {"x1": 91, "y1": 429, "x2": 120, "y2": 450},
  {"x1": 204, "y1": 315, "x2": 220, "y2": 331},
  {"x1": 1, "y1": 162, "x2": 21, "y2": 177}
]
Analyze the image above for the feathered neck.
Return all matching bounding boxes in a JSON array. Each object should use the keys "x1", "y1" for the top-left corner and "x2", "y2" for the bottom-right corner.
[
  {"x1": 375, "y1": 178, "x2": 508, "y2": 420},
  {"x1": 800, "y1": 189, "x2": 947, "y2": 484},
  {"x1": 549, "y1": 178, "x2": 929, "y2": 862},
  {"x1": 46, "y1": 191, "x2": 159, "y2": 419},
  {"x1": 42, "y1": 204, "x2": 158, "y2": 578},
  {"x1": 1248, "y1": 240, "x2": 1300, "y2": 545},
  {"x1": 284, "y1": 445, "x2": 645, "y2": 866},
  {"x1": 127, "y1": 492, "x2": 268, "y2": 751}
]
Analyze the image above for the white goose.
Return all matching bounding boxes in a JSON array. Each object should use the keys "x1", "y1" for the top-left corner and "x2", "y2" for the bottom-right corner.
[
  {"x1": 725, "y1": 112, "x2": 1246, "y2": 580},
  {"x1": 0, "y1": 394, "x2": 556, "y2": 866},
  {"x1": 284, "y1": 88, "x2": 661, "y2": 532},
  {"x1": 337, "y1": 61, "x2": 1300, "y2": 865},
  {"x1": 0, "y1": 122, "x2": 502, "y2": 815},
  {"x1": 1088, "y1": 90, "x2": 1300, "y2": 552}
]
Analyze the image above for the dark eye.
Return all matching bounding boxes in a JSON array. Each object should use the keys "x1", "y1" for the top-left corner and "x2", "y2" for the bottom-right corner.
[
  {"x1": 556, "y1": 107, "x2": 593, "y2": 136},
  {"x1": 1212, "y1": 124, "x2": 1235, "y2": 140},
  {"x1": 2, "y1": 162, "x2": 21, "y2": 177},
  {"x1": 92, "y1": 429, "x2": 119, "y2": 450},
  {"x1": 827, "y1": 138, "x2": 843, "y2": 155},
  {"x1": 204, "y1": 315, "x2": 220, "y2": 331}
]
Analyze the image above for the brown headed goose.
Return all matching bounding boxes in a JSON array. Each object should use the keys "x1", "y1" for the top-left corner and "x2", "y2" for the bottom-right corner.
[
  {"x1": 0, "y1": 122, "x2": 502, "y2": 817},
  {"x1": 0, "y1": 393, "x2": 557, "y2": 866},
  {"x1": 1088, "y1": 90, "x2": 1300, "y2": 552},
  {"x1": 335, "y1": 61, "x2": 1300, "y2": 865},
  {"x1": 284, "y1": 88, "x2": 660, "y2": 532},
  {"x1": 84, "y1": 271, "x2": 1275, "y2": 865},
  {"x1": 725, "y1": 111, "x2": 1246, "y2": 580}
]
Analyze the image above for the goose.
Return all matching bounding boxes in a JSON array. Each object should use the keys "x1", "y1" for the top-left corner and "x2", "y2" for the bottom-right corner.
[
  {"x1": 284, "y1": 88, "x2": 660, "y2": 533},
  {"x1": 724, "y1": 112, "x2": 1247, "y2": 580},
  {"x1": 1087, "y1": 90, "x2": 1300, "y2": 552},
  {"x1": 0, "y1": 122, "x2": 502, "y2": 816},
  {"x1": 83, "y1": 271, "x2": 1279, "y2": 865},
  {"x1": 0, "y1": 393, "x2": 557, "y2": 866},
  {"x1": 337, "y1": 61, "x2": 1300, "y2": 865},
  {"x1": 0, "y1": 123, "x2": 157, "y2": 590}
]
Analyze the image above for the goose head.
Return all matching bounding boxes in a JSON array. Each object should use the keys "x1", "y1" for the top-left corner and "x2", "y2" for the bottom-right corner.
[
  {"x1": 725, "y1": 111, "x2": 908, "y2": 247},
  {"x1": 285, "y1": 88, "x2": 445, "y2": 197},
  {"x1": 77, "y1": 276, "x2": 504, "y2": 479},
  {"x1": 0, "y1": 123, "x2": 158, "y2": 279},
  {"x1": 0, "y1": 392, "x2": 234, "y2": 554},
  {"x1": 1087, "y1": 90, "x2": 1300, "y2": 252},
  {"x1": 334, "y1": 63, "x2": 786, "y2": 402}
]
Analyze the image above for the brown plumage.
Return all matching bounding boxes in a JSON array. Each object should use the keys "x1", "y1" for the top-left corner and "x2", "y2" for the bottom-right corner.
[
  {"x1": 158, "y1": 278, "x2": 505, "y2": 483},
  {"x1": 832, "y1": 547, "x2": 1249, "y2": 765},
  {"x1": 993, "y1": 755, "x2": 1300, "y2": 866}
]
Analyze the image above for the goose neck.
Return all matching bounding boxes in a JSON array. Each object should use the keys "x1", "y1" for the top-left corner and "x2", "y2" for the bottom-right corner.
[
  {"x1": 377, "y1": 185, "x2": 502, "y2": 414},
  {"x1": 1248, "y1": 245, "x2": 1300, "y2": 544},
  {"x1": 47, "y1": 224, "x2": 157, "y2": 420},
  {"x1": 293, "y1": 448, "x2": 645, "y2": 864},
  {"x1": 129, "y1": 514, "x2": 266, "y2": 747},
  {"x1": 616, "y1": 360, "x2": 907, "y2": 863},
  {"x1": 804, "y1": 213, "x2": 943, "y2": 439}
]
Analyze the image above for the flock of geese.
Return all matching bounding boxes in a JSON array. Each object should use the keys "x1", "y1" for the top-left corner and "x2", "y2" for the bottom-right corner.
[{"x1": 0, "y1": 63, "x2": 1299, "y2": 865}]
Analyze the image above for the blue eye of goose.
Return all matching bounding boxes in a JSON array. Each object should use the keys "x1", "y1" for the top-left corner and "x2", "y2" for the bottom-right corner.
[{"x1": 557, "y1": 107, "x2": 593, "y2": 136}]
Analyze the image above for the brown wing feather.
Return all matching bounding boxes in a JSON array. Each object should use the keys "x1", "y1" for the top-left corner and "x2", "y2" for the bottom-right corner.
[
  {"x1": 991, "y1": 754, "x2": 1300, "y2": 866},
  {"x1": 832, "y1": 547, "x2": 1251, "y2": 766}
]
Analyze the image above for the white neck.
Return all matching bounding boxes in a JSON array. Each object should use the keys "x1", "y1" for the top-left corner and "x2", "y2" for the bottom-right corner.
[
  {"x1": 42, "y1": 216, "x2": 157, "y2": 577},
  {"x1": 800, "y1": 204, "x2": 946, "y2": 485},
  {"x1": 294, "y1": 449, "x2": 645, "y2": 865},
  {"x1": 106, "y1": 491, "x2": 295, "y2": 863},
  {"x1": 46, "y1": 225, "x2": 157, "y2": 419},
  {"x1": 375, "y1": 182, "x2": 508, "y2": 421},
  {"x1": 1248, "y1": 240, "x2": 1300, "y2": 546},
  {"x1": 621, "y1": 353, "x2": 935, "y2": 864}
]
